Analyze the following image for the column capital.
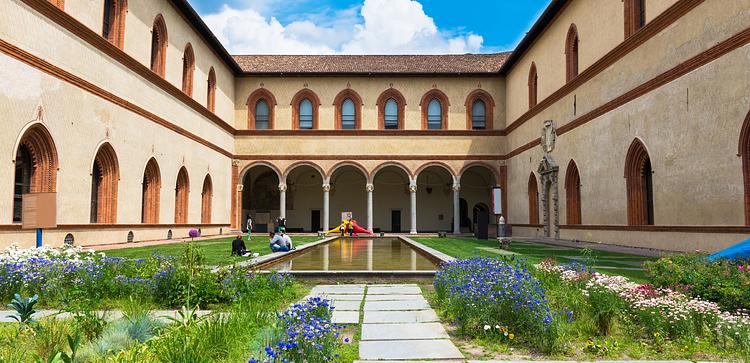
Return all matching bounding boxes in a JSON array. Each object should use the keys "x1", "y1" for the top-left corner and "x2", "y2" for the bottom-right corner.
[
  {"x1": 231, "y1": 159, "x2": 241, "y2": 166},
  {"x1": 408, "y1": 183, "x2": 418, "y2": 193},
  {"x1": 278, "y1": 183, "x2": 287, "y2": 192},
  {"x1": 452, "y1": 183, "x2": 461, "y2": 192},
  {"x1": 236, "y1": 184, "x2": 244, "y2": 192},
  {"x1": 366, "y1": 183, "x2": 375, "y2": 192},
  {"x1": 322, "y1": 183, "x2": 331, "y2": 192}
]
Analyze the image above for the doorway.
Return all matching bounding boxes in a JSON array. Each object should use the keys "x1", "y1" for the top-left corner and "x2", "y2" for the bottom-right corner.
[
  {"x1": 311, "y1": 210, "x2": 321, "y2": 232},
  {"x1": 391, "y1": 210, "x2": 401, "y2": 232}
]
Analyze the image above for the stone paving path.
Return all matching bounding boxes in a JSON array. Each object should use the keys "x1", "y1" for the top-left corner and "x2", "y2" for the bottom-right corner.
[
  {"x1": 308, "y1": 283, "x2": 464, "y2": 362},
  {"x1": 0, "y1": 309, "x2": 213, "y2": 323}
]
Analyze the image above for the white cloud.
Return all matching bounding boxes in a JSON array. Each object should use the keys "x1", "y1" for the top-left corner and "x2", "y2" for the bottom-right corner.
[{"x1": 202, "y1": 0, "x2": 484, "y2": 54}]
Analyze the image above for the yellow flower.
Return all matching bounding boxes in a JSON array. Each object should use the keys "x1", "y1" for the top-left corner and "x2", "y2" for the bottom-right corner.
[{"x1": 508, "y1": 333, "x2": 515, "y2": 340}]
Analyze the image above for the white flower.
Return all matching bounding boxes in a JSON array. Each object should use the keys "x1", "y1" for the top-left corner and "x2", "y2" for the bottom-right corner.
[{"x1": 483, "y1": 325, "x2": 491, "y2": 331}]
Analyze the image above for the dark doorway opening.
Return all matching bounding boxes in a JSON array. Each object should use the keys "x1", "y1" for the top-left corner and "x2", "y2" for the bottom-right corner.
[
  {"x1": 311, "y1": 210, "x2": 321, "y2": 232},
  {"x1": 391, "y1": 210, "x2": 401, "y2": 233}
]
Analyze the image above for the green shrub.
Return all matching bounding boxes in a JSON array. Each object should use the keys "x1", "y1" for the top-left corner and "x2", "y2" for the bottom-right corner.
[{"x1": 645, "y1": 253, "x2": 750, "y2": 310}]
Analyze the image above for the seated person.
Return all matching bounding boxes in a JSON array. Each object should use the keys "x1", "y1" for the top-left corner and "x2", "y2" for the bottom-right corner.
[
  {"x1": 231, "y1": 234, "x2": 251, "y2": 256},
  {"x1": 269, "y1": 229, "x2": 289, "y2": 253},
  {"x1": 280, "y1": 228, "x2": 295, "y2": 250}
]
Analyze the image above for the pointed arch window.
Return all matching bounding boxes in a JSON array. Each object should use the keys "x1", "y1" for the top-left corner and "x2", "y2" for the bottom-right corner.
[
  {"x1": 181, "y1": 43, "x2": 195, "y2": 96},
  {"x1": 377, "y1": 88, "x2": 406, "y2": 130},
  {"x1": 201, "y1": 175, "x2": 213, "y2": 224},
  {"x1": 471, "y1": 100, "x2": 486, "y2": 129},
  {"x1": 150, "y1": 15, "x2": 168, "y2": 77},
  {"x1": 565, "y1": 161, "x2": 581, "y2": 225},
  {"x1": 565, "y1": 24, "x2": 579, "y2": 82},
  {"x1": 255, "y1": 100, "x2": 270, "y2": 129},
  {"x1": 341, "y1": 99, "x2": 356, "y2": 129},
  {"x1": 299, "y1": 99, "x2": 313, "y2": 129},
  {"x1": 384, "y1": 99, "x2": 399, "y2": 129},
  {"x1": 624, "y1": 0, "x2": 646, "y2": 38},
  {"x1": 528, "y1": 173, "x2": 539, "y2": 224},
  {"x1": 207, "y1": 67, "x2": 216, "y2": 112},
  {"x1": 625, "y1": 139, "x2": 654, "y2": 225},
  {"x1": 528, "y1": 62, "x2": 538, "y2": 109},
  {"x1": 739, "y1": 110, "x2": 750, "y2": 225},
  {"x1": 427, "y1": 99, "x2": 442, "y2": 129},
  {"x1": 291, "y1": 89, "x2": 320, "y2": 130},
  {"x1": 175, "y1": 167, "x2": 189, "y2": 224},
  {"x1": 141, "y1": 158, "x2": 161, "y2": 224},
  {"x1": 13, "y1": 125, "x2": 58, "y2": 223},
  {"x1": 90, "y1": 143, "x2": 119, "y2": 224},
  {"x1": 102, "y1": 0, "x2": 127, "y2": 48}
]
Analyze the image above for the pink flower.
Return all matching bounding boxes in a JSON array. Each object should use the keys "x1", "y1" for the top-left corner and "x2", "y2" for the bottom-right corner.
[{"x1": 740, "y1": 265, "x2": 745, "y2": 271}]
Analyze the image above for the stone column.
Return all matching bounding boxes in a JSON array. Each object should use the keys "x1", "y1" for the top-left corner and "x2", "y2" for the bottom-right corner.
[
  {"x1": 367, "y1": 240, "x2": 373, "y2": 271},
  {"x1": 278, "y1": 183, "x2": 287, "y2": 219},
  {"x1": 452, "y1": 182, "x2": 461, "y2": 234},
  {"x1": 409, "y1": 181, "x2": 418, "y2": 234},
  {"x1": 366, "y1": 183, "x2": 374, "y2": 232},
  {"x1": 322, "y1": 183, "x2": 331, "y2": 232}
]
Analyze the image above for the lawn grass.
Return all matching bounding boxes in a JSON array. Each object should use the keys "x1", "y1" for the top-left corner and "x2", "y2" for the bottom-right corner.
[
  {"x1": 412, "y1": 236, "x2": 654, "y2": 280},
  {"x1": 104, "y1": 235, "x2": 323, "y2": 266}
]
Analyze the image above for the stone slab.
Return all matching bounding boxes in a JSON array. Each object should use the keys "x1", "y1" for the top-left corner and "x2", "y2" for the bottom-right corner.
[
  {"x1": 306, "y1": 294, "x2": 364, "y2": 301},
  {"x1": 330, "y1": 300, "x2": 362, "y2": 311},
  {"x1": 362, "y1": 310, "x2": 439, "y2": 323},
  {"x1": 367, "y1": 285, "x2": 421, "y2": 295},
  {"x1": 332, "y1": 311, "x2": 360, "y2": 324},
  {"x1": 363, "y1": 300, "x2": 431, "y2": 311},
  {"x1": 359, "y1": 339, "x2": 463, "y2": 360},
  {"x1": 310, "y1": 284, "x2": 365, "y2": 295},
  {"x1": 467, "y1": 361, "x2": 722, "y2": 363},
  {"x1": 362, "y1": 322, "x2": 449, "y2": 340},
  {"x1": 365, "y1": 294, "x2": 427, "y2": 301}
]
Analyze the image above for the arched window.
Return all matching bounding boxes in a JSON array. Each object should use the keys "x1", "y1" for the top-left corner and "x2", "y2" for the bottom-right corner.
[
  {"x1": 299, "y1": 99, "x2": 313, "y2": 129},
  {"x1": 528, "y1": 62, "x2": 538, "y2": 109},
  {"x1": 102, "y1": 0, "x2": 127, "y2": 48},
  {"x1": 150, "y1": 15, "x2": 168, "y2": 77},
  {"x1": 90, "y1": 143, "x2": 119, "y2": 224},
  {"x1": 341, "y1": 99, "x2": 356, "y2": 129},
  {"x1": 13, "y1": 124, "x2": 58, "y2": 223},
  {"x1": 624, "y1": 0, "x2": 646, "y2": 38},
  {"x1": 255, "y1": 100, "x2": 270, "y2": 129},
  {"x1": 739, "y1": 110, "x2": 750, "y2": 225},
  {"x1": 207, "y1": 67, "x2": 216, "y2": 112},
  {"x1": 333, "y1": 89, "x2": 362, "y2": 130},
  {"x1": 141, "y1": 158, "x2": 161, "y2": 224},
  {"x1": 565, "y1": 24, "x2": 579, "y2": 82},
  {"x1": 565, "y1": 160, "x2": 581, "y2": 225},
  {"x1": 528, "y1": 173, "x2": 539, "y2": 224},
  {"x1": 384, "y1": 99, "x2": 399, "y2": 129},
  {"x1": 377, "y1": 88, "x2": 406, "y2": 130},
  {"x1": 175, "y1": 167, "x2": 189, "y2": 224},
  {"x1": 625, "y1": 139, "x2": 654, "y2": 225},
  {"x1": 291, "y1": 89, "x2": 320, "y2": 130},
  {"x1": 420, "y1": 89, "x2": 449, "y2": 130},
  {"x1": 427, "y1": 100, "x2": 442, "y2": 129},
  {"x1": 201, "y1": 175, "x2": 213, "y2": 224},
  {"x1": 181, "y1": 43, "x2": 195, "y2": 96},
  {"x1": 471, "y1": 100, "x2": 486, "y2": 129}
]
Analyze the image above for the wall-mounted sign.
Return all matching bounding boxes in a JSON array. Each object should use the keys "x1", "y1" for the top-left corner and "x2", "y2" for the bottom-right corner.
[
  {"x1": 491, "y1": 187, "x2": 503, "y2": 215},
  {"x1": 22, "y1": 193, "x2": 57, "y2": 229}
]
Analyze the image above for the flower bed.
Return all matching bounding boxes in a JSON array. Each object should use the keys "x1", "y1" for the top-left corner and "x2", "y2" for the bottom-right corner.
[
  {"x1": 250, "y1": 296, "x2": 345, "y2": 362},
  {"x1": 434, "y1": 257, "x2": 565, "y2": 352}
]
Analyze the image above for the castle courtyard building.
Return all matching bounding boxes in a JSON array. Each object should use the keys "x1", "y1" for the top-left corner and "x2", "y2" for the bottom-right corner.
[{"x1": 1, "y1": 0, "x2": 749, "y2": 252}]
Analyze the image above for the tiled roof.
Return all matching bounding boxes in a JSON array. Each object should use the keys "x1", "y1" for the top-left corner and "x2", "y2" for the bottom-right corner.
[{"x1": 233, "y1": 53, "x2": 512, "y2": 74}]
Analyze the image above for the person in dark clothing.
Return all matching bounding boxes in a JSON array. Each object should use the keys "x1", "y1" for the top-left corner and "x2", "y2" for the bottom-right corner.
[{"x1": 231, "y1": 234, "x2": 249, "y2": 256}]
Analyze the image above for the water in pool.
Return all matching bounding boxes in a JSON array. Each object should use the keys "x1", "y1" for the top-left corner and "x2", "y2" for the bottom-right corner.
[{"x1": 268, "y1": 238, "x2": 437, "y2": 271}]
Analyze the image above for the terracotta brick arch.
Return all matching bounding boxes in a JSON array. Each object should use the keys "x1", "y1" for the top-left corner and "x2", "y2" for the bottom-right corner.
[
  {"x1": 291, "y1": 88, "x2": 321, "y2": 130},
  {"x1": 624, "y1": 138, "x2": 654, "y2": 225},
  {"x1": 282, "y1": 161, "x2": 325, "y2": 183},
  {"x1": 102, "y1": 0, "x2": 127, "y2": 49},
  {"x1": 207, "y1": 67, "x2": 216, "y2": 112},
  {"x1": 565, "y1": 23, "x2": 579, "y2": 82},
  {"x1": 141, "y1": 158, "x2": 161, "y2": 224},
  {"x1": 376, "y1": 88, "x2": 406, "y2": 129},
  {"x1": 333, "y1": 88, "x2": 363, "y2": 130},
  {"x1": 414, "y1": 162, "x2": 456, "y2": 181},
  {"x1": 458, "y1": 162, "x2": 499, "y2": 185},
  {"x1": 201, "y1": 174, "x2": 212, "y2": 224},
  {"x1": 246, "y1": 88, "x2": 277, "y2": 130},
  {"x1": 240, "y1": 161, "x2": 282, "y2": 181},
  {"x1": 738, "y1": 109, "x2": 750, "y2": 225},
  {"x1": 564, "y1": 159, "x2": 581, "y2": 225},
  {"x1": 174, "y1": 166, "x2": 190, "y2": 224},
  {"x1": 150, "y1": 14, "x2": 168, "y2": 77},
  {"x1": 90, "y1": 142, "x2": 119, "y2": 224},
  {"x1": 12, "y1": 123, "x2": 59, "y2": 223},
  {"x1": 327, "y1": 161, "x2": 369, "y2": 181},
  {"x1": 181, "y1": 43, "x2": 195, "y2": 96},
  {"x1": 371, "y1": 161, "x2": 413, "y2": 182},
  {"x1": 464, "y1": 89, "x2": 495, "y2": 130},
  {"x1": 419, "y1": 89, "x2": 450, "y2": 130},
  {"x1": 528, "y1": 173, "x2": 539, "y2": 224}
]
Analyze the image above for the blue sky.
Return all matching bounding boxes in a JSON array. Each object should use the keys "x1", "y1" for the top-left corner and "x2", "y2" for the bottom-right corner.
[{"x1": 189, "y1": 0, "x2": 551, "y2": 54}]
